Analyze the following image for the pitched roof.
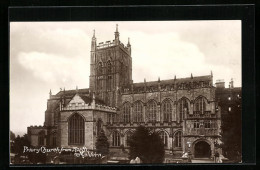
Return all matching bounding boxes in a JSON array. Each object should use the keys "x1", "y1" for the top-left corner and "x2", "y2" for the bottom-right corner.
[
  {"x1": 55, "y1": 88, "x2": 90, "y2": 96},
  {"x1": 133, "y1": 75, "x2": 212, "y2": 87},
  {"x1": 47, "y1": 88, "x2": 107, "y2": 112}
]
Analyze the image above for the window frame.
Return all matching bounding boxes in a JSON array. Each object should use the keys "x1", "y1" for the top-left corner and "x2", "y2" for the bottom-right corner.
[{"x1": 68, "y1": 113, "x2": 85, "y2": 145}]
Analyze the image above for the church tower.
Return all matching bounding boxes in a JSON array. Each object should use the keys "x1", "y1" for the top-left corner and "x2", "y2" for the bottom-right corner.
[{"x1": 89, "y1": 25, "x2": 132, "y2": 107}]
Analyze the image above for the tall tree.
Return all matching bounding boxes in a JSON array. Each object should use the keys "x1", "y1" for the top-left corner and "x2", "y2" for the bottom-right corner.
[
  {"x1": 221, "y1": 98, "x2": 242, "y2": 162},
  {"x1": 95, "y1": 129, "x2": 109, "y2": 156},
  {"x1": 10, "y1": 131, "x2": 16, "y2": 140},
  {"x1": 13, "y1": 134, "x2": 30, "y2": 156},
  {"x1": 128, "y1": 126, "x2": 165, "y2": 163}
]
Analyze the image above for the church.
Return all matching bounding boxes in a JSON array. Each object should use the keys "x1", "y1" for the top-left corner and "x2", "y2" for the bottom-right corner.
[{"x1": 27, "y1": 25, "x2": 223, "y2": 163}]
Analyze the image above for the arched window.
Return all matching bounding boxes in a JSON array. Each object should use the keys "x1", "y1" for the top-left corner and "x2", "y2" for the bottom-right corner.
[
  {"x1": 123, "y1": 103, "x2": 131, "y2": 123},
  {"x1": 194, "y1": 97, "x2": 207, "y2": 113},
  {"x1": 174, "y1": 131, "x2": 182, "y2": 148},
  {"x1": 162, "y1": 99, "x2": 172, "y2": 122},
  {"x1": 133, "y1": 101, "x2": 143, "y2": 122},
  {"x1": 68, "y1": 113, "x2": 85, "y2": 145},
  {"x1": 147, "y1": 100, "x2": 157, "y2": 122},
  {"x1": 38, "y1": 131, "x2": 45, "y2": 146},
  {"x1": 179, "y1": 98, "x2": 189, "y2": 120},
  {"x1": 98, "y1": 62, "x2": 103, "y2": 75},
  {"x1": 125, "y1": 131, "x2": 133, "y2": 147},
  {"x1": 107, "y1": 60, "x2": 112, "y2": 74},
  {"x1": 112, "y1": 131, "x2": 120, "y2": 147},
  {"x1": 159, "y1": 131, "x2": 168, "y2": 147},
  {"x1": 107, "y1": 75, "x2": 112, "y2": 91}
]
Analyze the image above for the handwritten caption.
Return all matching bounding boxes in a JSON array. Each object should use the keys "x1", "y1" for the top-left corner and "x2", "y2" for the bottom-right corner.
[{"x1": 23, "y1": 146, "x2": 105, "y2": 159}]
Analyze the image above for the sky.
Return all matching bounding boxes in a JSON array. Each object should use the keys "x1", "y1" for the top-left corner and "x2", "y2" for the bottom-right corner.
[{"x1": 10, "y1": 21, "x2": 241, "y2": 136}]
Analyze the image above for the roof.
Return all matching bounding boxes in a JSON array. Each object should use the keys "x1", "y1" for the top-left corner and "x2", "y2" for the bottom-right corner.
[
  {"x1": 133, "y1": 75, "x2": 212, "y2": 87},
  {"x1": 48, "y1": 89, "x2": 107, "y2": 112},
  {"x1": 55, "y1": 88, "x2": 90, "y2": 96}
]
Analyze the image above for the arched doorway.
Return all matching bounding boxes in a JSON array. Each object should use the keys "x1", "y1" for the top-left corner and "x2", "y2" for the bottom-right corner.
[{"x1": 194, "y1": 141, "x2": 211, "y2": 158}]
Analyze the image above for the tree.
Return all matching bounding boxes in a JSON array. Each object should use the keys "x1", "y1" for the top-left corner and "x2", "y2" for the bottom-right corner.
[
  {"x1": 10, "y1": 131, "x2": 16, "y2": 140},
  {"x1": 13, "y1": 134, "x2": 30, "y2": 156},
  {"x1": 220, "y1": 98, "x2": 242, "y2": 162},
  {"x1": 95, "y1": 129, "x2": 109, "y2": 156},
  {"x1": 128, "y1": 126, "x2": 165, "y2": 163},
  {"x1": 10, "y1": 131, "x2": 16, "y2": 153}
]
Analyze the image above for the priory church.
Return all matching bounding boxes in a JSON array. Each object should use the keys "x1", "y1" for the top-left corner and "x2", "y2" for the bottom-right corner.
[{"x1": 28, "y1": 25, "x2": 225, "y2": 162}]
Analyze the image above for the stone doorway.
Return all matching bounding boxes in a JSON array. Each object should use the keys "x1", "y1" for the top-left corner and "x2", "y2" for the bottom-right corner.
[{"x1": 194, "y1": 141, "x2": 211, "y2": 158}]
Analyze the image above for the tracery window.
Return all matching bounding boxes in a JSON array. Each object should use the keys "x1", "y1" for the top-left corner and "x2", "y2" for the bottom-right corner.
[
  {"x1": 179, "y1": 98, "x2": 189, "y2": 120},
  {"x1": 147, "y1": 100, "x2": 157, "y2": 122},
  {"x1": 68, "y1": 113, "x2": 85, "y2": 145},
  {"x1": 174, "y1": 131, "x2": 182, "y2": 148},
  {"x1": 122, "y1": 103, "x2": 131, "y2": 123},
  {"x1": 107, "y1": 60, "x2": 112, "y2": 74},
  {"x1": 133, "y1": 101, "x2": 143, "y2": 122},
  {"x1": 98, "y1": 62, "x2": 103, "y2": 75},
  {"x1": 162, "y1": 99, "x2": 172, "y2": 122},
  {"x1": 159, "y1": 131, "x2": 168, "y2": 147},
  {"x1": 107, "y1": 75, "x2": 112, "y2": 91},
  {"x1": 112, "y1": 131, "x2": 120, "y2": 147},
  {"x1": 194, "y1": 96, "x2": 207, "y2": 113}
]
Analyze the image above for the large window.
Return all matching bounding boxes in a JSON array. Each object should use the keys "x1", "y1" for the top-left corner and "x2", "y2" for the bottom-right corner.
[
  {"x1": 98, "y1": 62, "x2": 103, "y2": 75},
  {"x1": 107, "y1": 60, "x2": 112, "y2": 74},
  {"x1": 122, "y1": 103, "x2": 131, "y2": 123},
  {"x1": 147, "y1": 100, "x2": 157, "y2": 122},
  {"x1": 162, "y1": 99, "x2": 172, "y2": 122},
  {"x1": 107, "y1": 75, "x2": 112, "y2": 91},
  {"x1": 174, "y1": 131, "x2": 182, "y2": 148},
  {"x1": 133, "y1": 101, "x2": 143, "y2": 122},
  {"x1": 179, "y1": 98, "x2": 189, "y2": 120},
  {"x1": 112, "y1": 131, "x2": 120, "y2": 146},
  {"x1": 159, "y1": 131, "x2": 168, "y2": 147},
  {"x1": 194, "y1": 97, "x2": 206, "y2": 113},
  {"x1": 69, "y1": 113, "x2": 85, "y2": 145}
]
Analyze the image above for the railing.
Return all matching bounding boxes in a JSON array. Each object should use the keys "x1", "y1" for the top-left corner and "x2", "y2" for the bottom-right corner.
[
  {"x1": 97, "y1": 41, "x2": 116, "y2": 49},
  {"x1": 187, "y1": 111, "x2": 215, "y2": 118},
  {"x1": 62, "y1": 104, "x2": 116, "y2": 112},
  {"x1": 185, "y1": 128, "x2": 218, "y2": 136}
]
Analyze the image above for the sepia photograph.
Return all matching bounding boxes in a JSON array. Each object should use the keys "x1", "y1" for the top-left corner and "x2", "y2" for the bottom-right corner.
[{"x1": 10, "y1": 21, "x2": 242, "y2": 164}]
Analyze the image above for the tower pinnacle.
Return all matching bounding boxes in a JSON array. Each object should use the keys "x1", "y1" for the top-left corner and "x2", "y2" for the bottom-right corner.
[
  {"x1": 127, "y1": 37, "x2": 131, "y2": 46},
  {"x1": 93, "y1": 29, "x2": 95, "y2": 38},
  {"x1": 114, "y1": 24, "x2": 120, "y2": 44},
  {"x1": 91, "y1": 29, "x2": 96, "y2": 51}
]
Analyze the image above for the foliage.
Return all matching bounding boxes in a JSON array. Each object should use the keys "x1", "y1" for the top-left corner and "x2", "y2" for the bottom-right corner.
[
  {"x1": 27, "y1": 150, "x2": 47, "y2": 164},
  {"x1": 13, "y1": 134, "x2": 30, "y2": 156},
  {"x1": 95, "y1": 129, "x2": 109, "y2": 156},
  {"x1": 128, "y1": 126, "x2": 165, "y2": 163},
  {"x1": 13, "y1": 134, "x2": 46, "y2": 164},
  {"x1": 220, "y1": 98, "x2": 242, "y2": 162},
  {"x1": 10, "y1": 131, "x2": 16, "y2": 140}
]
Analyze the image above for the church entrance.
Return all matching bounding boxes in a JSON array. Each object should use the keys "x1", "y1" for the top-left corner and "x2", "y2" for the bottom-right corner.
[{"x1": 194, "y1": 141, "x2": 211, "y2": 158}]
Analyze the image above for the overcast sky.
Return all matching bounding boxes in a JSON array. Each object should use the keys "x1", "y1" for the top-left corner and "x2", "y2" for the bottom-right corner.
[{"x1": 10, "y1": 21, "x2": 241, "y2": 135}]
